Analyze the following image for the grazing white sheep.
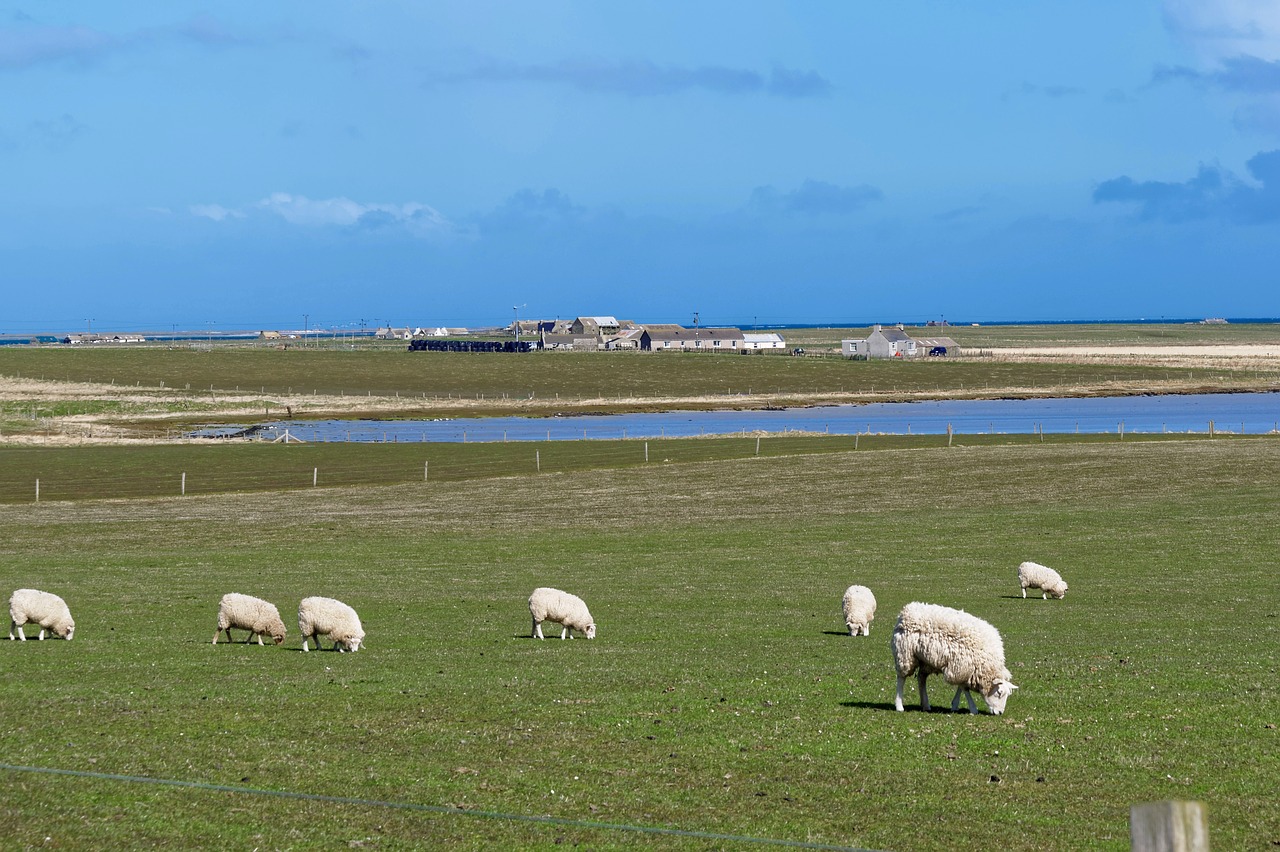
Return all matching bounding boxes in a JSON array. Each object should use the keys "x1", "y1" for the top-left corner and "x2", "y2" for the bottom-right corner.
[
  {"x1": 891, "y1": 602, "x2": 1017, "y2": 715},
  {"x1": 528, "y1": 587, "x2": 596, "y2": 640},
  {"x1": 212, "y1": 593, "x2": 287, "y2": 646},
  {"x1": 841, "y1": 585, "x2": 877, "y2": 636},
  {"x1": 1018, "y1": 561, "x2": 1068, "y2": 599},
  {"x1": 298, "y1": 596, "x2": 364, "y2": 652},
  {"x1": 9, "y1": 589, "x2": 75, "y2": 641}
]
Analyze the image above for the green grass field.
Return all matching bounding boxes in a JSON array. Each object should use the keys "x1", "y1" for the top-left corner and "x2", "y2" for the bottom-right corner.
[{"x1": 2, "y1": 436, "x2": 1277, "y2": 849}]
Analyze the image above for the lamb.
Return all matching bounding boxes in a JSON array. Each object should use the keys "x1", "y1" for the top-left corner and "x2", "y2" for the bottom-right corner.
[
  {"x1": 841, "y1": 585, "x2": 877, "y2": 636},
  {"x1": 212, "y1": 593, "x2": 287, "y2": 646},
  {"x1": 298, "y1": 596, "x2": 364, "y2": 652},
  {"x1": 1018, "y1": 561, "x2": 1068, "y2": 599},
  {"x1": 528, "y1": 587, "x2": 596, "y2": 640},
  {"x1": 9, "y1": 589, "x2": 75, "y2": 641},
  {"x1": 890, "y1": 602, "x2": 1017, "y2": 715}
]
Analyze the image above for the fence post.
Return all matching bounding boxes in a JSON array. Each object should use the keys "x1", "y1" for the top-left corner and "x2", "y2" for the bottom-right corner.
[
  {"x1": 536, "y1": 450, "x2": 540, "y2": 472},
  {"x1": 35, "y1": 478, "x2": 39, "y2": 503},
  {"x1": 181, "y1": 472, "x2": 186, "y2": 496},
  {"x1": 755, "y1": 436, "x2": 761, "y2": 456},
  {"x1": 1129, "y1": 800, "x2": 1208, "y2": 852},
  {"x1": 1209, "y1": 420, "x2": 1215, "y2": 437},
  {"x1": 424, "y1": 461, "x2": 428, "y2": 482},
  {"x1": 948, "y1": 423, "x2": 953, "y2": 447},
  {"x1": 313, "y1": 467, "x2": 317, "y2": 487},
  {"x1": 645, "y1": 442, "x2": 649, "y2": 462}
]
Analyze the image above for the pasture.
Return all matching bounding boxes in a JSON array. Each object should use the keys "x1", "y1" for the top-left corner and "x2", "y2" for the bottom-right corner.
[{"x1": 2, "y1": 436, "x2": 1277, "y2": 849}]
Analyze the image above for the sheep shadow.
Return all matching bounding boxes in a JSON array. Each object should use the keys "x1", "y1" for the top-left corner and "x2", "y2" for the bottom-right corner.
[{"x1": 839, "y1": 700, "x2": 900, "y2": 712}]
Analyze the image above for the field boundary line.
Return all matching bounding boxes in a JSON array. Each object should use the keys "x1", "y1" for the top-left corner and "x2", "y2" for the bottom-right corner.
[{"x1": 0, "y1": 762, "x2": 878, "y2": 851}]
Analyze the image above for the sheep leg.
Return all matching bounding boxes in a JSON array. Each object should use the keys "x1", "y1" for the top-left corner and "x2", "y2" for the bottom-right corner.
[
  {"x1": 532, "y1": 618, "x2": 544, "y2": 640},
  {"x1": 918, "y1": 670, "x2": 931, "y2": 712},
  {"x1": 965, "y1": 690, "x2": 979, "y2": 714},
  {"x1": 255, "y1": 631, "x2": 265, "y2": 646},
  {"x1": 951, "y1": 687, "x2": 963, "y2": 712},
  {"x1": 894, "y1": 674, "x2": 906, "y2": 711},
  {"x1": 11, "y1": 620, "x2": 24, "y2": 640},
  {"x1": 1021, "y1": 587, "x2": 1027, "y2": 598},
  {"x1": 861, "y1": 624, "x2": 870, "y2": 636},
  {"x1": 1042, "y1": 591, "x2": 1048, "y2": 600},
  {"x1": 560, "y1": 624, "x2": 569, "y2": 640},
  {"x1": 37, "y1": 628, "x2": 46, "y2": 640},
  {"x1": 302, "y1": 634, "x2": 310, "y2": 651}
]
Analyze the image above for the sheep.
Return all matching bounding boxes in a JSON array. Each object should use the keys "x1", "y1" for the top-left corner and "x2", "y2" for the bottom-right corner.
[
  {"x1": 890, "y1": 602, "x2": 1017, "y2": 715},
  {"x1": 298, "y1": 596, "x2": 364, "y2": 652},
  {"x1": 212, "y1": 593, "x2": 287, "y2": 646},
  {"x1": 528, "y1": 587, "x2": 596, "y2": 640},
  {"x1": 1018, "y1": 560, "x2": 1068, "y2": 600},
  {"x1": 841, "y1": 585, "x2": 877, "y2": 636},
  {"x1": 9, "y1": 589, "x2": 75, "y2": 641}
]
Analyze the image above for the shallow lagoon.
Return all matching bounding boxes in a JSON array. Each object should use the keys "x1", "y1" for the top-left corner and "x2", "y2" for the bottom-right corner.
[{"x1": 202, "y1": 391, "x2": 1280, "y2": 442}]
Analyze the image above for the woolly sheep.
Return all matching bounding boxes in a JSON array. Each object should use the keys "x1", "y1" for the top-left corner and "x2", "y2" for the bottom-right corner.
[
  {"x1": 1018, "y1": 561, "x2": 1068, "y2": 600},
  {"x1": 890, "y1": 602, "x2": 1017, "y2": 715},
  {"x1": 212, "y1": 593, "x2": 287, "y2": 646},
  {"x1": 9, "y1": 589, "x2": 75, "y2": 641},
  {"x1": 298, "y1": 596, "x2": 364, "y2": 652},
  {"x1": 528, "y1": 587, "x2": 596, "y2": 640},
  {"x1": 841, "y1": 585, "x2": 877, "y2": 636}
]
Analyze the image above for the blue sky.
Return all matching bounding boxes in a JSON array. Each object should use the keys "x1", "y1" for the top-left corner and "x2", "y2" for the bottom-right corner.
[{"x1": 4, "y1": 1, "x2": 1280, "y2": 333}]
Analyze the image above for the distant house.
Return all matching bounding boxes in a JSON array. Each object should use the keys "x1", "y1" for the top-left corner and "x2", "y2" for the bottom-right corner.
[
  {"x1": 375, "y1": 327, "x2": 412, "y2": 340},
  {"x1": 842, "y1": 324, "x2": 911, "y2": 358},
  {"x1": 640, "y1": 325, "x2": 746, "y2": 352},
  {"x1": 841, "y1": 324, "x2": 960, "y2": 358},
  {"x1": 64, "y1": 332, "x2": 145, "y2": 345},
  {"x1": 258, "y1": 330, "x2": 283, "y2": 340}
]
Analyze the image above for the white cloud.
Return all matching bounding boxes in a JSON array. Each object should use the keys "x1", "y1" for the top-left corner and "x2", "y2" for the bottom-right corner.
[
  {"x1": 190, "y1": 192, "x2": 457, "y2": 237},
  {"x1": 190, "y1": 203, "x2": 244, "y2": 222},
  {"x1": 1164, "y1": 0, "x2": 1280, "y2": 63}
]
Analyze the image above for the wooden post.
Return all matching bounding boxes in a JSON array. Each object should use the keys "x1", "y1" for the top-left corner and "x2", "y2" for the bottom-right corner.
[
  {"x1": 947, "y1": 423, "x2": 953, "y2": 447},
  {"x1": 1209, "y1": 420, "x2": 1215, "y2": 437},
  {"x1": 313, "y1": 467, "x2": 318, "y2": 487},
  {"x1": 181, "y1": 472, "x2": 186, "y2": 496},
  {"x1": 536, "y1": 450, "x2": 540, "y2": 472},
  {"x1": 424, "y1": 461, "x2": 428, "y2": 482},
  {"x1": 1130, "y1": 800, "x2": 1208, "y2": 852},
  {"x1": 35, "y1": 479, "x2": 39, "y2": 503},
  {"x1": 755, "y1": 436, "x2": 761, "y2": 456}
]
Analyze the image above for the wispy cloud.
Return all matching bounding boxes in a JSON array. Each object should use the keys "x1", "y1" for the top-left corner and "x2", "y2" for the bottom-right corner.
[
  {"x1": 748, "y1": 180, "x2": 882, "y2": 216},
  {"x1": 1002, "y1": 81, "x2": 1086, "y2": 101},
  {"x1": 447, "y1": 58, "x2": 831, "y2": 98},
  {"x1": 0, "y1": 14, "x2": 249, "y2": 71},
  {"x1": 191, "y1": 192, "x2": 457, "y2": 237},
  {"x1": 1093, "y1": 149, "x2": 1280, "y2": 222},
  {"x1": 1153, "y1": 54, "x2": 1280, "y2": 92},
  {"x1": 0, "y1": 22, "x2": 115, "y2": 69}
]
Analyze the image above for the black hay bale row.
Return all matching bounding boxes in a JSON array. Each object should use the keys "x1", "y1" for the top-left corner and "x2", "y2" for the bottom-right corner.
[{"x1": 408, "y1": 340, "x2": 534, "y2": 354}]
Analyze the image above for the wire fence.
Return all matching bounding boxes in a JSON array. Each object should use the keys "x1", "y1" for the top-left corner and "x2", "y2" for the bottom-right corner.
[{"x1": 0, "y1": 431, "x2": 1233, "y2": 505}]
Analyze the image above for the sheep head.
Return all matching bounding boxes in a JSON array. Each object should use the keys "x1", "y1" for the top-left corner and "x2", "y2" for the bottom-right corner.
[
  {"x1": 584, "y1": 623, "x2": 596, "y2": 639},
  {"x1": 984, "y1": 680, "x2": 1018, "y2": 715}
]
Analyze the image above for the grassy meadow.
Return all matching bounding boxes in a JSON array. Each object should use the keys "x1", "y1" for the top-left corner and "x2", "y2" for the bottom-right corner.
[{"x1": 2, "y1": 435, "x2": 1278, "y2": 849}]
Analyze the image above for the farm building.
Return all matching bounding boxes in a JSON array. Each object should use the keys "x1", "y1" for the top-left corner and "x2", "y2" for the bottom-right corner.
[
  {"x1": 742, "y1": 332, "x2": 786, "y2": 350},
  {"x1": 640, "y1": 325, "x2": 746, "y2": 351},
  {"x1": 539, "y1": 332, "x2": 599, "y2": 351},
  {"x1": 571, "y1": 316, "x2": 621, "y2": 336},
  {"x1": 604, "y1": 328, "x2": 646, "y2": 350}
]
